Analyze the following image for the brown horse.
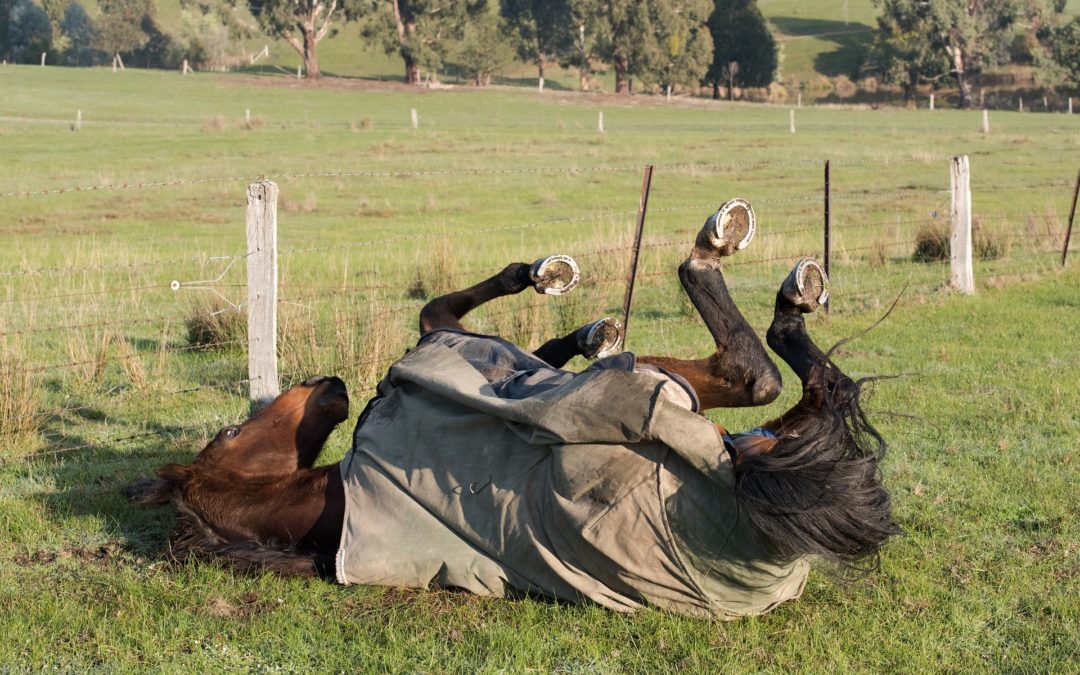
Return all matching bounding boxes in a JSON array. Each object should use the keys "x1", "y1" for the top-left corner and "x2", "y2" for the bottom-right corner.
[{"x1": 128, "y1": 199, "x2": 898, "y2": 616}]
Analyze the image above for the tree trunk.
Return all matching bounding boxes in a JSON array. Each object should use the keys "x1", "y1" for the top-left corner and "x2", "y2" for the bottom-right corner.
[
  {"x1": 404, "y1": 56, "x2": 419, "y2": 85},
  {"x1": 727, "y1": 72, "x2": 735, "y2": 101},
  {"x1": 946, "y1": 43, "x2": 972, "y2": 109},
  {"x1": 537, "y1": 60, "x2": 545, "y2": 92},
  {"x1": 303, "y1": 27, "x2": 320, "y2": 80},
  {"x1": 614, "y1": 53, "x2": 630, "y2": 94},
  {"x1": 712, "y1": 81, "x2": 720, "y2": 99}
]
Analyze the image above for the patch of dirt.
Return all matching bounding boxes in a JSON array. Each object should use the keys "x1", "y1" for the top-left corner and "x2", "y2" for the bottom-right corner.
[
  {"x1": 12, "y1": 540, "x2": 127, "y2": 567},
  {"x1": 207, "y1": 592, "x2": 283, "y2": 619}
]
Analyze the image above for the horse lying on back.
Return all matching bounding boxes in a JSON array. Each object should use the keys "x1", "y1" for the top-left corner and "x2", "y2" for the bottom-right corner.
[{"x1": 128, "y1": 199, "x2": 899, "y2": 618}]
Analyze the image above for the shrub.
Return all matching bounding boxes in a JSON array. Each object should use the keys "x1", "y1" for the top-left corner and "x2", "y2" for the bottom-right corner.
[{"x1": 912, "y1": 222, "x2": 949, "y2": 262}]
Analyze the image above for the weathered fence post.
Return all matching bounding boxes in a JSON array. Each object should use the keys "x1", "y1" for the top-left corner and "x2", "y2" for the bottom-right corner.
[
  {"x1": 982, "y1": 109, "x2": 990, "y2": 134},
  {"x1": 411, "y1": 108, "x2": 418, "y2": 129},
  {"x1": 1070, "y1": 97, "x2": 1074, "y2": 115},
  {"x1": 929, "y1": 93, "x2": 935, "y2": 111},
  {"x1": 789, "y1": 108, "x2": 796, "y2": 134},
  {"x1": 75, "y1": 110, "x2": 81, "y2": 131},
  {"x1": 40, "y1": 52, "x2": 46, "y2": 66},
  {"x1": 950, "y1": 156, "x2": 974, "y2": 294},
  {"x1": 246, "y1": 181, "x2": 280, "y2": 408},
  {"x1": 824, "y1": 159, "x2": 832, "y2": 313},
  {"x1": 1062, "y1": 169, "x2": 1079, "y2": 267},
  {"x1": 797, "y1": 91, "x2": 802, "y2": 108},
  {"x1": 1019, "y1": 97, "x2": 1024, "y2": 113},
  {"x1": 598, "y1": 111, "x2": 604, "y2": 133},
  {"x1": 245, "y1": 108, "x2": 251, "y2": 123}
]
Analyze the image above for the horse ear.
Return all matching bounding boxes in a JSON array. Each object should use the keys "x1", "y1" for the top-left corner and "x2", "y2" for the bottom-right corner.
[
  {"x1": 156, "y1": 463, "x2": 193, "y2": 482},
  {"x1": 122, "y1": 478, "x2": 176, "y2": 505}
]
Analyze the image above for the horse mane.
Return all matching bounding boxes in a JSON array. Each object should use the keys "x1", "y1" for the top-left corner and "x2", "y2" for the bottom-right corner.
[{"x1": 733, "y1": 365, "x2": 902, "y2": 574}]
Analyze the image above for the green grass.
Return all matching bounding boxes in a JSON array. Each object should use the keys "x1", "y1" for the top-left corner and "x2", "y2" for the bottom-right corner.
[{"x1": 1, "y1": 66, "x2": 1078, "y2": 670}]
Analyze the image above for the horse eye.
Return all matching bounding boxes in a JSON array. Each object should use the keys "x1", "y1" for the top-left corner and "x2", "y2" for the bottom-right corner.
[{"x1": 222, "y1": 426, "x2": 240, "y2": 440}]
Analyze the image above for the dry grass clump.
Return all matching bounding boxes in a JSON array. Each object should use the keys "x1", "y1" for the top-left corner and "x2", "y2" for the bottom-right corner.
[
  {"x1": 201, "y1": 116, "x2": 228, "y2": 132},
  {"x1": 185, "y1": 301, "x2": 246, "y2": 349},
  {"x1": 912, "y1": 222, "x2": 949, "y2": 262},
  {"x1": 66, "y1": 330, "x2": 112, "y2": 385},
  {"x1": 0, "y1": 342, "x2": 42, "y2": 444},
  {"x1": 407, "y1": 238, "x2": 459, "y2": 300},
  {"x1": 241, "y1": 116, "x2": 265, "y2": 131}
]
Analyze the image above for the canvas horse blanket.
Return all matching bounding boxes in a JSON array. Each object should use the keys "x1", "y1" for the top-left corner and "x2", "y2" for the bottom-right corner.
[{"x1": 336, "y1": 330, "x2": 808, "y2": 619}]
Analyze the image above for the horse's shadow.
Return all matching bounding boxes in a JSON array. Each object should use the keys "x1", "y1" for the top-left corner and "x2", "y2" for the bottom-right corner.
[{"x1": 33, "y1": 427, "x2": 196, "y2": 558}]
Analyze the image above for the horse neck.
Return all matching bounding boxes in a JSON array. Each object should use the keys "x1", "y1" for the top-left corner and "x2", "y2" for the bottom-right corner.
[{"x1": 185, "y1": 463, "x2": 344, "y2": 552}]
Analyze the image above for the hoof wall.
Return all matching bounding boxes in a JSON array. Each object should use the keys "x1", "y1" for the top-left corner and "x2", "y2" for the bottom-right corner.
[
  {"x1": 782, "y1": 258, "x2": 829, "y2": 312},
  {"x1": 530, "y1": 255, "x2": 580, "y2": 296}
]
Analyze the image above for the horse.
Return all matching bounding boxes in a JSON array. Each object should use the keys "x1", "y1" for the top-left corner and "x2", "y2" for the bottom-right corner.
[{"x1": 127, "y1": 199, "x2": 899, "y2": 618}]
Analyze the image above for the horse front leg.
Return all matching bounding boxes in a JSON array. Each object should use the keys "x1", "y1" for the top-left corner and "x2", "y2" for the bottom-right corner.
[
  {"x1": 638, "y1": 200, "x2": 781, "y2": 410},
  {"x1": 419, "y1": 256, "x2": 579, "y2": 335}
]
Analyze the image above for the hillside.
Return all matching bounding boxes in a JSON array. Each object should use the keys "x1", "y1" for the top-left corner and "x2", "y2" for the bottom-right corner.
[{"x1": 30, "y1": 0, "x2": 1080, "y2": 99}]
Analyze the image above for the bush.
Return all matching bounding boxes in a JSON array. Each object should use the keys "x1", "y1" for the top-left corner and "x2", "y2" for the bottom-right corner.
[{"x1": 912, "y1": 222, "x2": 949, "y2": 262}]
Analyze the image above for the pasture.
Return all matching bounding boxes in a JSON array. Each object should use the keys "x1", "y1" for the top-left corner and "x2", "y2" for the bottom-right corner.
[{"x1": 1, "y1": 66, "x2": 1078, "y2": 671}]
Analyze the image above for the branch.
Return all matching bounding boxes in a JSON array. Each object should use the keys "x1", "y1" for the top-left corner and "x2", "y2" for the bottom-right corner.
[{"x1": 315, "y1": 0, "x2": 339, "y2": 43}]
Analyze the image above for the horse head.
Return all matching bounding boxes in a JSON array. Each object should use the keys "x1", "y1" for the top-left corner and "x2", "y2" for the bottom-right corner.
[{"x1": 125, "y1": 376, "x2": 349, "y2": 506}]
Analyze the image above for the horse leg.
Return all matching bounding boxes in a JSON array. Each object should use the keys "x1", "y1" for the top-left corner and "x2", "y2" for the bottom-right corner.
[
  {"x1": 419, "y1": 256, "x2": 579, "y2": 335},
  {"x1": 533, "y1": 317, "x2": 623, "y2": 367},
  {"x1": 763, "y1": 258, "x2": 854, "y2": 429},
  {"x1": 638, "y1": 200, "x2": 782, "y2": 410}
]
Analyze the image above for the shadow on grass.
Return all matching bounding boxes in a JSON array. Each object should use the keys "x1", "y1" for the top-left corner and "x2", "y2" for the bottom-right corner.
[
  {"x1": 32, "y1": 424, "x2": 203, "y2": 557},
  {"x1": 771, "y1": 17, "x2": 874, "y2": 78}
]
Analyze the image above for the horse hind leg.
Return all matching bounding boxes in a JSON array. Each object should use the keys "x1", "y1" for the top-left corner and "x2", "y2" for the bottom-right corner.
[
  {"x1": 638, "y1": 199, "x2": 781, "y2": 410},
  {"x1": 764, "y1": 258, "x2": 855, "y2": 427},
  {"x1": 418, "y1": 255, "x2": 580, "y2": 335},
  {"x1": 533, "y1": 317, "x2": 623, "y2": 367}
]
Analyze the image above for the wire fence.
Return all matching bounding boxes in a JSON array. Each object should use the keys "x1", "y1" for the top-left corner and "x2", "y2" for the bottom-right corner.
[{"x1": 1, "y1": 156, "x2": 1075, "y2": 465}]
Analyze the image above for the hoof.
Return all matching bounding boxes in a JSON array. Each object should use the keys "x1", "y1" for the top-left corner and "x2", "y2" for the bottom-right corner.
[
  {"x1": 576, "y1": 318, "x2": 623, "y2": 359},
  {"x1": 781, "y1": 258, "x2": 829, "y2": 312},
  {"x1": 699, "y1": 198, "x2": 756, "y2": 257},
  {"x1": 530, "y1": 255, "x2": 580, "y2": 296}
]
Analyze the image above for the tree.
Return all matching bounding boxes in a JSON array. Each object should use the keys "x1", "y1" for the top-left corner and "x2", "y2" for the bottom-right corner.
[
  {"x1": 554, "y1": 0, "x2": 604, "y2": 90},
  {"x1": 865, "y1": 0, "x2": 949, "y2": 103},
  {"x1": 1046, "y1": 16, "x2": 1080, "y2": 86},
  {"x1": 706, "y1": 0, "x2": 776, "y2": 100},
  {"x1": 96, "y1": 0, "x2": 152, "y2": 69},
  {"x1": 366, "y1": 0, "x2": 487, "y2": 84},
  {"x1": 869, "y1": 0, "x2": 1021, "y2": 108},
  {"x1": 456, "y1": 12, "x2": 515, "y2": 85},
  {"x1": 60, "y1": 1, "x2": 99, "y2": 66},
  {"x1": 642, "y1": 0, "x2": 713, "y2": 95},
  {"x1": 8, "y1": 0, "x2": 53, "y2": 63},
  {"x1": 249, "y1": 0, "x2": 369, "y2": 79},
  {"x1": 500, "y1": 0, "x2": 571, "y2": 91}
]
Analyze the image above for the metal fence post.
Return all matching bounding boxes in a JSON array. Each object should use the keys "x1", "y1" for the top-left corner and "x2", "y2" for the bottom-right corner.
[{"x1": 246, "y1": 180, "x2": 280, "y2": 408}]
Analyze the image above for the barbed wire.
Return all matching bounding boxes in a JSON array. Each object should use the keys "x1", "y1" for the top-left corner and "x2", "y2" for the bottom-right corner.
[
  {"x1": 0, "y1": 156, "x2": 967, "y2": 201},
  {"x1": 0, "y1": 338, "x2": 249, "y2": 377}
]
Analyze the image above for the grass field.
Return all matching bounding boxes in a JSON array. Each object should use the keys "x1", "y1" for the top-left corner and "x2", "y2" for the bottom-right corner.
[{"x1": 1, "y1": 66, "x2": 1078, "y2": 670}]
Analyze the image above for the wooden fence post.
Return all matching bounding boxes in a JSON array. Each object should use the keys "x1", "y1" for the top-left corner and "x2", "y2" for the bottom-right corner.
[
  {"x1": 982, "y1": 109, "x2": 990, "y2": 134},
  {"x1": 598, "y1": 111, "x2": 604, "y2": 133},
  {"x1": 246, "y1": 181, "x2": 280, "y2": 408},
  {"x1": 411, "y1": 108, "x2": 418, "y2": 129},
  {"x1": 789, "y1": 108, "x2": 796, "y2": 134},
  {"x1": 950, "y1": 156, "x2": 974, "y2": 294},
  {"x1": 75, "y1": 110, "x2": 81, "y2": 131},
  {"x1": 929, "y1": 93, "x2": 935, "y2": 111}
]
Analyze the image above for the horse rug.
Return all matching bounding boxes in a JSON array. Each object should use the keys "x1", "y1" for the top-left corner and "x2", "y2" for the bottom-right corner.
[{"x1": 335, "y1": 330, "x2": 808, "y2": 619}]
